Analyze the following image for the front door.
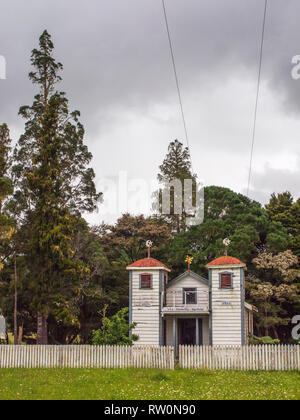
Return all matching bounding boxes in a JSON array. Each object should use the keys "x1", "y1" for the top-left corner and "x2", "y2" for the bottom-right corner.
[
  {"x1": 178, "y1": 318, "x2": 203, "y2": 346},
  {"x1": 178, "y1": 319, "x2": 196, "y2": 345}
]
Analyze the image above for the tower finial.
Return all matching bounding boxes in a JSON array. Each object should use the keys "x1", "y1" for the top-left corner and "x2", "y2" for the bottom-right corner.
[
  {"x1": 223, "y1": 238, "x2": 231, "y2": 256},
  {"x1": 185, "y1": 255, "x2": 193, "y2": 273},
  {"x1": 146, "y1": 240, "x2": 153, "y2": 258}
]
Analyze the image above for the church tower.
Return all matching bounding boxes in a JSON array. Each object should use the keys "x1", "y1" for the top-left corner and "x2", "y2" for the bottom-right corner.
[
  {"x1": 206, "y1": 256, "x2": 246, "y2": 346},
  {"x1": 127, "y1": 256, "x2": 171, "y2": 345}
]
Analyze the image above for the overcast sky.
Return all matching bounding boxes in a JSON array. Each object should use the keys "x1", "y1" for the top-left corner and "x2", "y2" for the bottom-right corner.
[{"x1": 1, "y1": 0, "x2": 300, "y2": 224}]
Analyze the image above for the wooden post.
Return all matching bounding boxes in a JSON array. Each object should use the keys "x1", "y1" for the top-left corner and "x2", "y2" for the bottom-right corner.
[
  {"x1": 173, "y1": 317, "x2": 177, "y2": 358},
  {"x1": 196, "y1": 318, "x2": 199, "y2": 346}
]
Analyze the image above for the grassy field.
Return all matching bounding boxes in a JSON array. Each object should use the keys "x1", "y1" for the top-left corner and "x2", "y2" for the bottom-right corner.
[{"x1": 0, "y1": 368, "x2": 299, "y2": 400}]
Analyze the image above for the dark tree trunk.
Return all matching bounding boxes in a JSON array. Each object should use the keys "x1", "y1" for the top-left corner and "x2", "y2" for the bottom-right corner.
[
  {"x1": 82, "y1": 322, "x2": 89, "y2": 344},
  {"x1": 273, "y1": 326, "x2": 279, "y2": 340},
  {"x1": 37, "y1": 313, "x2": 48, "y2": 344},
  {"x1": 37, "y1": 313, "x2": 43, "y2": 344},
  {"x1": 264, "y1": 308, "x2": 269, "y2": 337},
  {"x1": 18, "y1": 325, "x2": 23, "y2": 345},
  {"x1": 79, "y1": 313, "x2": 89, "y2": 344},
  {"x1": 42, "y1": 315, "x2": 48, "y2": 344}
]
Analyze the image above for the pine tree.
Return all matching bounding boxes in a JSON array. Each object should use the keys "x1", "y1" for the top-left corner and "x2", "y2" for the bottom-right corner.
[
  {"x1": 266, "y1": 192, "x2": 300, "y2": 256},
  {"x1": 0, "y1": 124, "x2": 14, "y2": 270},
  {"x1": 11, "y1": 31, "x2": 101, "y2": 344},
  {"x1": 265, "y1": 192, "x2": 294, "y2": 229},
  {"x1": 155, "y1": 139, "x2": 197, "y2": 233}
]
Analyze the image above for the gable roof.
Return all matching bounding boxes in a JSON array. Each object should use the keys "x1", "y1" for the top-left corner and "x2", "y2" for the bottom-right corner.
[
  {"x1": 126, "y1": 258, "x2": 171, "y2": 272},
  {"x1": 206, "y1": 256, "x2": 245, "y2": 268},
  {"x1": 167, "y1": 271, "x2": 209, "y2": 289}
]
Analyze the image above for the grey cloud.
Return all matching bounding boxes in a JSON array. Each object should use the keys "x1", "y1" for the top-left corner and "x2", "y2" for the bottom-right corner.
[
  {"x1": 0, "y1": 0, "x2": 300, "y2": 223},
  {"x1": 2, "y1": 0, "x2": 299, "y2": 124},
  {"x1": 247, "y1": 162, "x2": 300, "y2": 205}
]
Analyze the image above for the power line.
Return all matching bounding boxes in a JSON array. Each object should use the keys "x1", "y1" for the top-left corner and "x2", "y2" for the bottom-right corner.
[
  {"x1": 247, "y1": 0, "x2": 268, "y2": 197},
  {"x1": 161, "y1": 0, "x2": 193, "y2": 171}
]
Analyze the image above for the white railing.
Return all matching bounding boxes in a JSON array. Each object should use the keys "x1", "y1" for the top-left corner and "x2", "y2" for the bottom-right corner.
[
  {"x1": 163, "y1": 289, "x2": 209, "y2": 311},
  {"x1": 179, "y1": 345, "x2": 300, "y2": 371},
  {"x1": 0, "y1": 345, "x2": 174, "y2": 369}
]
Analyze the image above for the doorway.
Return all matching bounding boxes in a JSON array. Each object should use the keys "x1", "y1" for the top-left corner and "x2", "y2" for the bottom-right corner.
[{"x1": 178, "y1": 318, "x2": 203, "y2": 346}]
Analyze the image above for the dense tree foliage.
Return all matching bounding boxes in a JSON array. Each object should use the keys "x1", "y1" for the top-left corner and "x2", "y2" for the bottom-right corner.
[
  {"x1": 247, "y1": 250, "x2": 300, "y2": 341},
  {"x1": 164, "y1": 186, "x2": 289, "y2": 278}
]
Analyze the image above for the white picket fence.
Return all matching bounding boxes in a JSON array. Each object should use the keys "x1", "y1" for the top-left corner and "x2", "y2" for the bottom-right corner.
[
  {"x1": 179, "y1": 345, "x2": 300, "y2": 371},
  {"x1": 0, "y1": 345, "x2": 174, "y2": 369},
  {"x1": 1, "y1": 345, "x2": 299, "y2": 370}
]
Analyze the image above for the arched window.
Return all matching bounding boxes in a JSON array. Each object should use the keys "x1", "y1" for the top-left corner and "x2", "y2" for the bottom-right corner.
[{"x1": 140, "y1": 274, "x2": 152, "y2": 289}]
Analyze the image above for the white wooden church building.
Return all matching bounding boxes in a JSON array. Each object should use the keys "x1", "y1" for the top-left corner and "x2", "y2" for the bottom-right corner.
[{"x1": 127, "y1": 254, "x2": 256, "y2": 351}]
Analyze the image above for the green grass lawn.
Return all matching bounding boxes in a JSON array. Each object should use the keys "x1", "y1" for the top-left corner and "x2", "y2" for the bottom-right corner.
[{"x1": 0, "y1": 368, "x2": 299, "y2": 400}]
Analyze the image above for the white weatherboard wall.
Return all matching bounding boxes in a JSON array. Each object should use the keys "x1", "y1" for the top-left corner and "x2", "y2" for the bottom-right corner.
[
  {"x1": 166, "y1": 275, "x2": 209, "y2": 308},
  {"x1": 131, "y1": 269, "x2": 161, "y2": 345},
  {"x1": 202, "y1": 318, "x2": 210, "y2": 345},
  {"x1": 210, "y1": 267, "x2": 243, "y2": 346},
  {"x1": 165, "y1": 318, "x2": 173, "y2": 346}
]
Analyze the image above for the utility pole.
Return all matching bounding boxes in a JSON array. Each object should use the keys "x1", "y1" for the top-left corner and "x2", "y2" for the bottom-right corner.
[{"x1": 14, "y1": 252, "x2": 18, "y2": 345}]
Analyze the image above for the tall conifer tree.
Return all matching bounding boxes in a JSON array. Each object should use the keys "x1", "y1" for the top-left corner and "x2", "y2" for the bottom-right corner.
[
  {"x1": 12, "y1": 31, "x2": 101, "y2": 343},
  {"x1": 0, "y1": 124, "x2": 14, "y2": 270},
  {"x1": 155, "y1": 139, "x2": 197, "y2": 233}
]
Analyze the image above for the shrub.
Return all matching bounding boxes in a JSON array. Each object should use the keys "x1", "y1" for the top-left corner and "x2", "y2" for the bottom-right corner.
[
  {"x1": 91, "y1": 307, "x2": 138, "y2": 346},
  {"x1": 249, "y1": 334, "x2": 280, "y2": 345}
]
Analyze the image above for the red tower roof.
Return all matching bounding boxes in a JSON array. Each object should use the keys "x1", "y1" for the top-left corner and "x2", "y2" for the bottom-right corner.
[
  {"x1": 127, "y1": 258, "x2": 171, "y2": 271},
  {"x1": 206, "y1": 256, "x2": 245, "y2": 267}
]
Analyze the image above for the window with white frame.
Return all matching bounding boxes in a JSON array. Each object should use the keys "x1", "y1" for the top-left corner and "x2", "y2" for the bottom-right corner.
[{"x1": 183, "y1": 288, "x2": 197, "y2": 304}]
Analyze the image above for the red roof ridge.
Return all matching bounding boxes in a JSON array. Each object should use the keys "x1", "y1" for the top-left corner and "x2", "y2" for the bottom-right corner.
[
  {"x1": 127, "y1": 258, "x2": 171, "y2": 271},
  {"x1": 206, "y1": 256, "x2": 245, "y2": 267}
]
